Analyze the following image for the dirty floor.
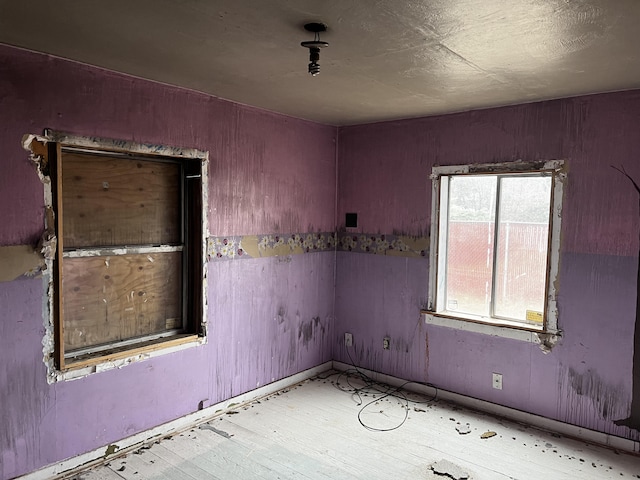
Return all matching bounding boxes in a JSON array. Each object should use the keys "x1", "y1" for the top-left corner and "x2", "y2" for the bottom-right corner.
[{"x1": 71, "y1": 370, "x2": 640, "y2": 480}]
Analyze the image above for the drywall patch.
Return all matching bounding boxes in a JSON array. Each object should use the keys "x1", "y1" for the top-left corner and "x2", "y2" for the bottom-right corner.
[{"x1": 23, "y1": 133, "x2": 59, "y2": 383}]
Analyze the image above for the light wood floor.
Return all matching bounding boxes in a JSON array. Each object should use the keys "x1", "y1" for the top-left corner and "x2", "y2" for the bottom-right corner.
[{"x1": 72, "y1": 370, "x2": 640, "y2": 480}]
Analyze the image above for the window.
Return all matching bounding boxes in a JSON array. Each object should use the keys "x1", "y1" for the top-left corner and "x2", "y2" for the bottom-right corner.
[
  {"x1": 427, "y1": 161, "x2": 564, "y2": 334},
  {"x1": 47, "y1": 134, "x2": 207, "y2": 370}
]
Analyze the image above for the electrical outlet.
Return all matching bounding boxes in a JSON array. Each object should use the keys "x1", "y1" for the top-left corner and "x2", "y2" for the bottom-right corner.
[
  {"x1": 344, "y1": 332, "x2": 353, "y2": 347},
  {"x1": 383, "y1": 336, "x2": 390, "y2": 350},
  {"x1": 492, "y1": 373, "x2": 503, "y2": 390}
]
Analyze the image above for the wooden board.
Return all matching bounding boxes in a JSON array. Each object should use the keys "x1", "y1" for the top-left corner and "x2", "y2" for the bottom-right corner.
[
  {"x1": 54, "y1": 142, "x2": 66, "y2": 368},
  {"x1": 62, "y1": 252, "x2": 182, "y2": 351},
  {"x1": 61, "y1": 152, "x2": 181, "y2": 248}
]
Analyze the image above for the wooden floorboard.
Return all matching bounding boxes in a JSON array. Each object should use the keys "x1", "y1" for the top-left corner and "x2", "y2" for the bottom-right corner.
[{"x1": 71, "y1": 371, "x2": 640, "y2": 480}]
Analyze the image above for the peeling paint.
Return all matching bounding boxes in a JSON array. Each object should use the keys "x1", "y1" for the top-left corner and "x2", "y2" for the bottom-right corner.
[
  {"x1": 46, "y1": 130, "x2": 208, "y2": 159},
  {"x1": 430, "y1": 159, "x2": 565, "y2": 179},
  {"x1": 207, "y1": 232, "x2": 336, "y2": 261},
  {"x1": 337, "y1": 232, "x2": 429, "y2": 258}
]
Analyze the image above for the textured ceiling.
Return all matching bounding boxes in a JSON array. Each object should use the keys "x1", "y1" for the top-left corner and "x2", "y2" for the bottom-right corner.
[{"x1": 1, "y1": 0, "x2": 639, "y2": 125}]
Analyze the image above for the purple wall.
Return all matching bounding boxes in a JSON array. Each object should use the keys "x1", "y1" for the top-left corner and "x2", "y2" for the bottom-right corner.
[
  {"x1": 0, "y1": 45, "x2": 336, "y2": 479},
  {"x1": 336, "y1": 91, "x2": 640, "y2": 441},
  {"x1": 3, "y1": 41, "x2": 640, "y2": 479}
]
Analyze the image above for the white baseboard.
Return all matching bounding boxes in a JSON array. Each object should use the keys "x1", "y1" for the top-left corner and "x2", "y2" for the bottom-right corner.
[
  {"x1": 332, "y1": 360, "x2": 640, "y2": 455},
  {"x1": 19, "y1": 361, "x2": 332, "y2": 480}
]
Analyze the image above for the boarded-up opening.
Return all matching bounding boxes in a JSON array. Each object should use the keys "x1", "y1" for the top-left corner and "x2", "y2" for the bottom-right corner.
[
  {"x1": 62, "y1": 153, "x2": 181, "y2": 248},
  {"x1": 50, "y1": 146, "x2": 204, "y2": 369}
]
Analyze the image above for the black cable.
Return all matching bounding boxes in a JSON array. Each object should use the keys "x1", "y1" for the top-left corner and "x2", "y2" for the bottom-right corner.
[{"x1": 317, "y1": 341, "x2": 439, "y2": 432}]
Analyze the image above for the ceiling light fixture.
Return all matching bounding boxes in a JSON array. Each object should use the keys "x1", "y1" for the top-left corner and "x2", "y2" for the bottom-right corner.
[{"x1": 301, "y1": 23, "x2": 329, "y2": 76}]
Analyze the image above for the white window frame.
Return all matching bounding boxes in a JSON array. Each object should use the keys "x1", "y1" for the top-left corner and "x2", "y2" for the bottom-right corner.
[{"x1": 425, "y1": 160, "x2": 565, "y2": 343}]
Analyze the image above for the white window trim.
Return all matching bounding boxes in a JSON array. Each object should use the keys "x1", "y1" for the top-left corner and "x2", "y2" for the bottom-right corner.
[
  {"x1": 24, "y1": 131, "x2": 210, "y2": 382},
  {"x1": 424, "y1": 160, "x2": 565, "y2": 342}
]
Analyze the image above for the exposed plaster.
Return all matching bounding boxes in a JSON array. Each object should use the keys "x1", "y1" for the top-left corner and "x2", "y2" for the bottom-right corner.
[
  {"x1": 22, "y1": 131, "x2": 210, "y2": 383},
  {"x1": 22, "y1": 134, "x2": 59, "y2": 382},
  {"x1": 536, "y1": 331, "x2": 561, "y2": 354},
  {"x1": 429, "y1": 159, "x2": 565, "y2": 179}
]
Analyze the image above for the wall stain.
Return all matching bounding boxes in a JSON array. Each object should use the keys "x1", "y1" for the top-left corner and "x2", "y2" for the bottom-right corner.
[
  {"x1": 559, "y1": 367, "x2": 629, "y2": 435},
  {"x1": 425, "y1": 330, "x2": 430, "y2": 379},
  {"x1": 298, "y1": 316, "x2": 322, "y2": 347}
]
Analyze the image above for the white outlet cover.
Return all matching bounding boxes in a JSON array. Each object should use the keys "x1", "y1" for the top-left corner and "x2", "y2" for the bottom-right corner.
[{"x1": 492, "y1": 373, "x2": 503, "y2": 390}]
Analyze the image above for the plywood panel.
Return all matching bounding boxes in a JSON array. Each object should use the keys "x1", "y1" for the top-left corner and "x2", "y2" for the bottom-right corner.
[
  {"x1": 62, "y1": 152, "x2": 181, "y2": 248},
  {"x1": 63, "y1": 252, "x2": 182, "y2": 351}
]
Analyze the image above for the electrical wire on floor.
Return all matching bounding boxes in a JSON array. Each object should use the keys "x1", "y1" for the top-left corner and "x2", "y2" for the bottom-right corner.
[{"x1": 314, "y1": 344, "x2": 439, "y2": 432}]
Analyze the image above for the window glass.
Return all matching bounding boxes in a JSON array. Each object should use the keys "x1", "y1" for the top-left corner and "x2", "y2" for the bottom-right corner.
[
  {"x1": 445, "y1": 175, "x2": 496, "y2": 317},
  {"x1": 494, "y1": 176, "x2": 551, "y2": 321},
  {"x1": 432, "y1": 167, "x2": 558, "y2": 330}
]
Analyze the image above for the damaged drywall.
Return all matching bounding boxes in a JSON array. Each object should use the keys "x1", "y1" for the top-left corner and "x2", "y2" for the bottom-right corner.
[
  {"x1": 22, "y1": 133, "x2": 59, "y2": 383},
  {"x1": 536, "y1": 331, "x2": 561, "y2": 354}
]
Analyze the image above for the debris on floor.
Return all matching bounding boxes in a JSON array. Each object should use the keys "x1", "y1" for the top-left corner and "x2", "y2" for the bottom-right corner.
[
  {"x1": 455, "y1": 422, "x2": 471, "y2": 435},
  {"x1": 198, "y1": 423, "x2": 233, "y2": 438},
  {"x1": 480, "y1": 431, "x2": 497, "y2": 439},
  {"x1": 430, "y1": 459, "x2": 470, "y2": 479}
]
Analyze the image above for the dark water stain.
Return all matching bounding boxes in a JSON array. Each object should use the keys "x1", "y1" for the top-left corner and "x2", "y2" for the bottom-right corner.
[
  {"x1": 298, "y1": 316, "x2": 321, "y2": 346},
  {"x1": 561, "y1": 367, "x2": 628, "y2": 428},
  {"x1": 425, "y1": 330, "x2": 430, "y2": 378},
  {"x1": 288, "y1": 327, "x2": 297, "y2": 366}
]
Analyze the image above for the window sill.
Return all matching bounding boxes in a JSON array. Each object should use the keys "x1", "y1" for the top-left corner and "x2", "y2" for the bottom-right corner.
[
  {"x1": 51, "y1": 334, "x2": 204, "y2": 382},
  {"x1": 421, "y1": 310, "x2": 560, "y2": 344}
]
